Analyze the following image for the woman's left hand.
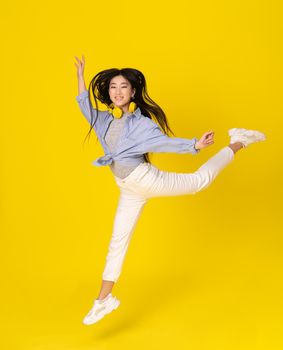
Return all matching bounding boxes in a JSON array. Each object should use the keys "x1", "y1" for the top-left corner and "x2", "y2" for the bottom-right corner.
[{"x1": 195, "y1": 131, "x2": 215, "y2": 150}]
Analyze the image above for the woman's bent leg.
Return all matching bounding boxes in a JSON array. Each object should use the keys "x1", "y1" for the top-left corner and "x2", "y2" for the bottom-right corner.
[
  {"x1": 102, "y1": 189, "x2": 147, "y2": 283},
  {"x1": 131, "y1": 146, "x2": 235, "y2": 198}
]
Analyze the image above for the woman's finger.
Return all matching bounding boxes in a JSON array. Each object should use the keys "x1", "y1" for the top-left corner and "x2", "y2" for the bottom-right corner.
[
  {"x1": 205, "y1": 136, "x2": 214, "y2": 143},
  {"x1": 204, "y1": 132, "x2": 214, "y2": 138}
]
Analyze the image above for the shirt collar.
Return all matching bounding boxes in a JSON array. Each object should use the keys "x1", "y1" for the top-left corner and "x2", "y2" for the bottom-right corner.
[{"x1": 132, "y1": 107, "x2": 141, "y2": 118}]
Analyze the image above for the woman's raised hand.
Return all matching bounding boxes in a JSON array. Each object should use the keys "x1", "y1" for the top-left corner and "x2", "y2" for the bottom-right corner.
[
  {"x1": 74, "y1": 55, "x2": 85, "y2": 78},
  {"x1": 195, "y1": 131, "x2": 215, "y2": 150}
]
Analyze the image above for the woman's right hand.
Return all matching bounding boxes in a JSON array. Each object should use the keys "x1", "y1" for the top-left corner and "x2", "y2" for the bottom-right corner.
[
  {"x1": 74, "y1": 55, "x2": 85, "y2": 78},
  {"x1": 195, "y1": 131, "x2": 215, "y2": 150}
]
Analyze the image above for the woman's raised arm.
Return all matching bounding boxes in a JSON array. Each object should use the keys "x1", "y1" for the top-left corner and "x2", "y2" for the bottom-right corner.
[{"x1": 74, "y1": 55, "x2": 87, "y2": 94}]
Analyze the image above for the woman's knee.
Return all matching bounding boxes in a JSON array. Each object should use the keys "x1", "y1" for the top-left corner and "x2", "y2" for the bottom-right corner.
[{"x1": 193, "y1": 170, "x2": 214, "y2": 193}]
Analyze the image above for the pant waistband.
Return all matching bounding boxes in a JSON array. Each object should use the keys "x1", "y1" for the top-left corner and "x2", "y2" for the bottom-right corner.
[{"x1": 114, "y1": 162, "x2": 150, "y2": 183}]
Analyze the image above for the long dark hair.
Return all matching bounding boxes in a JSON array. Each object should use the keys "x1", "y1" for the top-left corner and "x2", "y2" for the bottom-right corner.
[{"x1": 84, "y1": 68, "x2": 176, "y2": 164}]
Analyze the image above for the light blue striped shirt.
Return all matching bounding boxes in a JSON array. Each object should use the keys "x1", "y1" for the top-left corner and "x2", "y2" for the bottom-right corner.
[{"x1": 76, "y1": 90, "x2": 200, "y2": 167}]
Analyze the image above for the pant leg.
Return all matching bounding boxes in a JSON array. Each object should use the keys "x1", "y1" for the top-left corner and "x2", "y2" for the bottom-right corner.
[
  {"x1": 124, "y1": 146, "x2": 235, "y2": 198},
  {"x1": 102, "y1": 187, "x2": 147, "y2": 282}
]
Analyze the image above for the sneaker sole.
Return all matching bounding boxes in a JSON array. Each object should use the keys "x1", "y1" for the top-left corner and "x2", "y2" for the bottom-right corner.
[{"x1": 229, "y1": 128, "x2": 266, "y2": 139}]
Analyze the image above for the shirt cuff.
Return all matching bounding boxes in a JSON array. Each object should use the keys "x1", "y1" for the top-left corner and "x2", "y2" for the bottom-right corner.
[
  {"x1": 76, "y1": 90, "x2": 89, "y2": 102},
  {"x1": 191, "y1": 137, "x2": 200, "y2": 154}
]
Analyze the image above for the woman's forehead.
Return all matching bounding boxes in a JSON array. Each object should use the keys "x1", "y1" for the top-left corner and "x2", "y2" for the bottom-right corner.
[{"x1": 110, "y1": 75, "x2": 129, "y2": 85}]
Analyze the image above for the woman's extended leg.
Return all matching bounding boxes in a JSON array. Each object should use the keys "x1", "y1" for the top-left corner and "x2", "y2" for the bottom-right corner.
[
  {"x1": 127, "y1": 144, "x2": 242, "y2": 199},
  {"x1": 96, "y1": 188, "x2": 147, "y2": 300}
]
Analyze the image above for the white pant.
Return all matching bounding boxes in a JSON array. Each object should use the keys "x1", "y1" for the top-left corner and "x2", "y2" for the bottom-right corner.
[{"x1": 102, "y1": 146, "x2": 235, "y2": 282}]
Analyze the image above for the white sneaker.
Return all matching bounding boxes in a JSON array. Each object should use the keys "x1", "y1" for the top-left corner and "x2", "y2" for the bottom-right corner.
[
  {"x1": 82, "y1": 293, "x2": 120, "y2": 325},
  {"x1": 228, "y1": 128, "x2": 266, "y2": 147}
]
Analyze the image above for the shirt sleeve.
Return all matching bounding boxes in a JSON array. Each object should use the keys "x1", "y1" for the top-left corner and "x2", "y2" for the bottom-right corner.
[
  {"x1": 75, "y1": 90, "x2": 108, "y2": 128},
  {"x1": 142, "y1": 118, "x2": 200, "y2": 155}
]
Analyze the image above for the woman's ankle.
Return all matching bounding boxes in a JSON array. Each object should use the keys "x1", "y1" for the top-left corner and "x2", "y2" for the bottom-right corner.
[
  {"x1": 228, "y1": 142, "x2": 244, "y2": 154},
  {"x1": 97, "y1": 292, "x2": 111, "y2": 300}
]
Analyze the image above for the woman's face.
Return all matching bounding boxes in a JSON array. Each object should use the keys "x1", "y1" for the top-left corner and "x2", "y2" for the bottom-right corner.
[{"x1": 108, "y1": 75, "x2": 135, "y2": 111}]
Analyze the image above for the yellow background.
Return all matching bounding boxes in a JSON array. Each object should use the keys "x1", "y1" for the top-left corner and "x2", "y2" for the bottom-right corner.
[{"x1": 1, "y1": 0, "x2": 282, "y2": 349}]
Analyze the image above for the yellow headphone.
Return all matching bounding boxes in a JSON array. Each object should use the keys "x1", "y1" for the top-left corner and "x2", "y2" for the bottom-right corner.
[{"x1": 108, "y1": 100, "x2": 137, "y2": 118}]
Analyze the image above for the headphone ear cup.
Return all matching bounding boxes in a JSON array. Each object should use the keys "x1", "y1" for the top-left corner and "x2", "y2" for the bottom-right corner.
[
  {"x1": 128, "y1": 101, "x2": 137, "y2": 113},
  {"x1": 108, "y1": 103, "x2": 123, "y2": 118},
  {"x1": 112, "y1": 106, "x2": 123, "y2": 118}
]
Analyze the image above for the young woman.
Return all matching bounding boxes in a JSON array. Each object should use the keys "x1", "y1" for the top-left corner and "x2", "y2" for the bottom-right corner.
[{"x1": 74, "y1": 55, "x2": 266, "y2": 325}]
